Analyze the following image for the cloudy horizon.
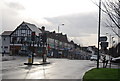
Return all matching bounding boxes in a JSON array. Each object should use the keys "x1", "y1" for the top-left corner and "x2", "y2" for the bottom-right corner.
[{"x1": 1, "y1": 0, "x2": 117, "y2": 47}]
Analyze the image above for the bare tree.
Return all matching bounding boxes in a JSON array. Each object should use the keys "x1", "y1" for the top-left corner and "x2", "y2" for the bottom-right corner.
[{"x1": 92, "y1": 0, "x2": 120, "y2": 37}]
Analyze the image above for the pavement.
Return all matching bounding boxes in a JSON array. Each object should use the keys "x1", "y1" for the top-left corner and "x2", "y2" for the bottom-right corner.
[
  {"x1": 106, "y1": 62, "x2": 120, "y2": 69},
  {"x1": 2, "y1": 54, "x2": 16, "y2": 61}
]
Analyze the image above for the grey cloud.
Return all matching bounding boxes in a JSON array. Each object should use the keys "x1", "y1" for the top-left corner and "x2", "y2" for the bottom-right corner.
[
  {"x1": 5, "y1": 2, "x2": 25, "y2": 10},
  {"x1": 44, "y1": 12, "x2": 98, "y2": 37},
  {"x1": 1, "y1": 1, "x2": 26, "y2": 32}
]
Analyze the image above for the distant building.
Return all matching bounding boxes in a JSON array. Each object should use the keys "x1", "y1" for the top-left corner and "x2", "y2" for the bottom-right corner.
[
  {"x1": 39, "y1": 28, "x2": 74, "y2": 58},
  {"x1": 1, "y1": 31, "x2": 12, "y2": 54},
  {"x1": 1, "y1": 21, "x2": 77, "y2": 58}
]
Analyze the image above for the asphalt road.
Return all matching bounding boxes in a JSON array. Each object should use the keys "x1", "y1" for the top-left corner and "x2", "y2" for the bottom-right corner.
[{"x1": 2, "y1": 57, "x2": 97, "y2": 79}]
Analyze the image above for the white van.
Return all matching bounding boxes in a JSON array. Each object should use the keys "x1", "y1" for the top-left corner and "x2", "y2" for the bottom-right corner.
[{"x1": 90, "y1": 55, "x2": 97, "y2": 61}]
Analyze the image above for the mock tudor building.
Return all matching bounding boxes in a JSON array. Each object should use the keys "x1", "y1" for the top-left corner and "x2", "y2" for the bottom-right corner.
[{"x1": 10, "y1": 21, "x2": 42, "y2": 55}]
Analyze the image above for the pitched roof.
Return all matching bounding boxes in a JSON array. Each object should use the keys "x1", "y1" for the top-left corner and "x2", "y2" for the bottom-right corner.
[
  {"x1": 54, "y1": 33, "x2": 68, "y2": 43},
  {"x1": 40, "y1": 30, "x2": 68, "y2": 43},
  {"x1": 1, "y1": 31, "x2": 13, "y2": 36},
  {"x1": 23, "y1": 22, "x2": 42, "y2": 36},
  {"x1": 68, "y1": 40, "x2": 74, "y2": 44}
]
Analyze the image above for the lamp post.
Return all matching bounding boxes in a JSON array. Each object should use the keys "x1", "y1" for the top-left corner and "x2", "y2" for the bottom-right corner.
[
  {"x1": 57, "y1": 24, "x2": 64, "y2": 58},
  {"x1": 97, "y1": 0, "x2": 102, "y2": 69},
  {"x1": 58, "y1": 24, "x2": 64, "y2": 33}
]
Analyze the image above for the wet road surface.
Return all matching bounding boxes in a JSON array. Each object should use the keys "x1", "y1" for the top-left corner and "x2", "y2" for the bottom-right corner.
[{"x1": 2, "y1": 58, "x2": 97, "y2": 79}]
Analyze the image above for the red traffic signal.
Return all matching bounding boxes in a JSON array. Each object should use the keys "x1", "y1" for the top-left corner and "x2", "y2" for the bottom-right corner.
[
  {"x1": 32, "y1": 32, "x2": 35, "y2": 35},
  {"x1": 31, "y1": 32, "x2": 36, "y2": 41}
]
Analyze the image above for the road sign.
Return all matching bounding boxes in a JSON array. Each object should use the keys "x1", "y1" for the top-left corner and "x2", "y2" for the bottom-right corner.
[
  {"x1": 100, "y1": 36, "x2": 107, "y2": 42},
  {"x1": 100, "y1": 42, "x2": 108, "y2": 47}
]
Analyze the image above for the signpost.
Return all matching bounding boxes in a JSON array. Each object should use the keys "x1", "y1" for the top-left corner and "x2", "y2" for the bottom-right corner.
[
  {"x1": 100, "y1": 37, "x2": 109, "y2": 68},
  {"x1": 100, "y1": 42, "x2": 108, "y2": 47}
]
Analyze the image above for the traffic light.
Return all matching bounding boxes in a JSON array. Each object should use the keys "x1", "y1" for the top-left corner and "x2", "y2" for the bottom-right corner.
[
  {"x1": 31, "y1": 32, "x2": 36, "y2": 41},
  {"x1": 47, "y1": 44, "x2": 50, "y2": 51},
  {"x1": 41, "y1": 33, "x2": 47, "y2": 43}
]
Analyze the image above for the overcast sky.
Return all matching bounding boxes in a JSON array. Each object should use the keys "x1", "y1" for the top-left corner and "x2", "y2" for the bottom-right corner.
[{"x1": 0, "y1": 0, "x2": 117, "y2": 47}]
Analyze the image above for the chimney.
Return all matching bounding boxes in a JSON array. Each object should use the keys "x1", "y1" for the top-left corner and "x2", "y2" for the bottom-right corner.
[
  {"x1": 53, "y1": 31, "x2": 55, "y2": 33},
  {"x1": 41, "y1": 26, "x2": 45, "y2": 31}
]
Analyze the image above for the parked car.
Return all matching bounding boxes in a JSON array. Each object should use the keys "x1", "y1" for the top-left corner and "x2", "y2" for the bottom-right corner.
[
  {"x1": 111, "y1": 57, "x2": 120, "y2": 63},
  {"x1": 90, "y1": 55, "x2": 97, "y2": 61},
  {"x1": 19, "y1": 50, "x2": 30, "y2": 56}
]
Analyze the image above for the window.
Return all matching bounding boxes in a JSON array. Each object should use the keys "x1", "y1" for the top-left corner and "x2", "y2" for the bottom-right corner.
[
  {"x1": 12, "y1": 37, "x2": 17, "y2": 43},
  {"x1": 21, "y1": 24, "x2": 26, "y2": 30},
  {"x1": 21, "y1": 30, "x2": 25, "y2": 34},
  {"x1": 27, "y1": 34, "x2": 31, "y2": 36},
  {"x1": 21, "y1": 37, "x2": 25, "y2": 44},
  {"x1": 3, "y1": 37, "x2": 6, "y2": 41},
  {"x1": 4, "y1": 46, "x2": 8, "y2": 49}
]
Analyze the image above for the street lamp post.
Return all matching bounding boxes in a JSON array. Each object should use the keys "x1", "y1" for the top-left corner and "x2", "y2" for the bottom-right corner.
[
  {"x1": 57, "y1": 24, "x2": 64, "y2": 58},
  {"x1": 58, "y1": 24, "x2": 64, "y2": 33},
  {"x1": 97, "y1": 0, "x2": 102, "y2": 69}
]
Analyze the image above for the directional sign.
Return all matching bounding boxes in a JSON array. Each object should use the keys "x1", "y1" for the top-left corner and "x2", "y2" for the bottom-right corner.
[
  {"x1": 100, "y1": 36, "x2": 107, "y2": 42},
  {"x1": 100, "y1": 42, "x2": 108, "y2": 47}
]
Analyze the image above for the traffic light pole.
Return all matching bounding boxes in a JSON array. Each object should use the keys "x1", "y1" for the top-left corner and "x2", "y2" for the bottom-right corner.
[
  {"x1": 42, "y1": 43, "x2": 46, "y2": 62},
  {"x1": 32, "y1": 41, "x2": 34, "y2": 64},
  {"x1": 31, "y1": 32, "x2": 36, "y2": 64},
  {"x1": 42, "y1": 32, "x2": 47, "y2": 63}
]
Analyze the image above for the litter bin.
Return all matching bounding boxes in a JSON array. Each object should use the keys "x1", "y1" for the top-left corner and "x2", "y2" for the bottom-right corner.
[{"x1": 43, "y1": 54, "x2": 47, "y2": 62}]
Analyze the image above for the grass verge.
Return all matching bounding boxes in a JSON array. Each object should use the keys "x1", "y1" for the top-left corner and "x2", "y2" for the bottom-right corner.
[{"x1": 83, "y1": 68, "x2": 120, "y2": 81}]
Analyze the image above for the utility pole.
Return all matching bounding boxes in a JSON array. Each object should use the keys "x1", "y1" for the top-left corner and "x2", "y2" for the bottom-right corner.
[{"x1": 97, "y1": 0, "x2": 102, "y2": 69}]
